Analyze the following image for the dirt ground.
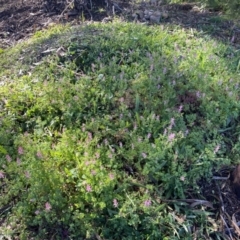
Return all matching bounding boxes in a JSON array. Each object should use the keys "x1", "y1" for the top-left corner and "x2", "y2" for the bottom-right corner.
[
  {"x1": 0, "y1": 0, "x2": 240, "y2": 238},
  {"x1": 0, "y1": 0, "x2": 239, "y2": 48},
  {"x1": 199, "y1": 166, "x2": 240, "y2": 239}
]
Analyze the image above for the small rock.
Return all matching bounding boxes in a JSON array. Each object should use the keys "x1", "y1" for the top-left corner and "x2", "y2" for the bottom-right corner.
[
  {"x1": 149, "y1": 14, "x2": 160, "y2": 24},
  {"x1": 136, "y1": 10, "x2": 144, "y2": 19},
  {"x1": 144, "y1": 14, "x2": 150, "y2": 20},
  {"x1": 132, "y1": 13, "x2": 138, "y2": 19},
  {"x1": 154, "y1": 11, "x2": 161, "y2": 17},
  {"x1": 162, "y1": 11, "x2": 169, "y2": 18},
  {"x1": 144, "y1": 9, "x2": 149, "y2": 15}
]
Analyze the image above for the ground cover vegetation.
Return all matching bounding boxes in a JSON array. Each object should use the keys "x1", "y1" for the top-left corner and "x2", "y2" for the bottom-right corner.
[
  {"x1": 172, "y1": 0, "x2": 240, "y2": 16},
  {"x1": 0, "y1": 13, "x2": 240, "y2": 240}
]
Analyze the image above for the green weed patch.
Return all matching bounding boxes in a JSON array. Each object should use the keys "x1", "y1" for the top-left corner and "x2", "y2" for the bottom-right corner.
[{"x1": 0, "y1": 21, "x2": 240, "y2": 239}]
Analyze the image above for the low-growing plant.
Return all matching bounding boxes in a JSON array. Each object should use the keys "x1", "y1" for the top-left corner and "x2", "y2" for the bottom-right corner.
[
  {"x1": 168, "y1": 0, "x2": 240, "y2": 17},
  {"x1": 0, "y1": 21, "x2": 239, "y2": 239}
]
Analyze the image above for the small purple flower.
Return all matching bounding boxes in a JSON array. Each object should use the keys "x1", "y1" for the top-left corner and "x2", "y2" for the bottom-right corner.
[
  {"x1": 214, "y1": 145, "x2": 220, "y2": 154},
  {"x1": 88, "y1": 132, "x2": 92, "y2": 141},
  {"x1": 156, "y1": 115, "x2": 160, "y2": 121},
  {"x1": 36, "y1": 151, "x2": 43, "y2": 159},
  {"x1": 86, "y1": 184, "x2": 92, "y2": 192},
  {"x1": 113, "y1": 199, "x2": 118, "y2": 208},
  {"x1": 196, "y1": 91, "x2": 201, "y2": 98},
  {"x1": 138, "y1": 137, "x2": 142, "y2": 143},
  {"x1": 24, "y1": 132, "x2": 29, "y2": 136},
  {"x1": 163, "y1": 128, "x2": 167, "y2": 135},
  {"x1": 82, "y1": 124, "x2": 86, "y2": 132},
  {"x1": 45, "y1": 202, "x2": 51, "y2": 211},
  {"x1": 109, "y1": 173, "x2": 114, "y2": 180},
  {"x1": 18, "y1": 146, "x2": 24, "y2": 155},
  {"x1": 142, "y1": 152, "x2": 147, "y2": 158},
  {"x1": 35, "y1": 210, "x2": 40, "y2": 215},
  {"x1": 178, "y1": 105, "x2": 183, "y2": 113},
  {"x1": 104, "y1": 139, "x2": 108, "y2": 146},
  {"x1": 6, "y1": 155, "x2": 11, "y2": 162},
  {"x1": 119, "y1": 142, "x2": 123, "y2": 148},
  {"x1": 180, "y1": 176, "x2": 185, "y2": 181},
  {"x1": 144, "y1": 199, "x2": 151, "y2": 207},
  {"x1": 170, "y1": 118, "x2": 175, "y2": 126},
  {"x1": 168, "y1": 133, "x2": 175, "y2": 142},
  {"x1": 0, "y1": 171, "x2": 5, "y2": 179},
  {"x1": 85, "y1": 161, "x2": 90, "y2": 166},
  {"x1": 147, "y1": 133, "x2": 151, "y2": 139},
  {"x1": 95, "y1": 152, "x2": 100, "y2": 159},
  {"x1": 17, "y1": 157, "x2": 21, "y2": 165}
]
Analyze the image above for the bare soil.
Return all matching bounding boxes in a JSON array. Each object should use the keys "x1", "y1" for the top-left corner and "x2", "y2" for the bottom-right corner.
[
  {"x1": 199, "y1": 166, "x2": 240, "y2": 239},
  {"x1": 0, "y1": 0, "x2": 239, "y2": 48}
]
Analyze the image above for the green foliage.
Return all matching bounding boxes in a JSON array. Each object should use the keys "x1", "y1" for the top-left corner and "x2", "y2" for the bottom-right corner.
[
  {"x1": 203, "y1": 0, "x2": 240, "y2": 14},
  {"x1": 169, "y1": 0, "x2": 240, "y2": 17},
  {"x1": 0, "y1": 21, "x2": 239, "y2": 239}
]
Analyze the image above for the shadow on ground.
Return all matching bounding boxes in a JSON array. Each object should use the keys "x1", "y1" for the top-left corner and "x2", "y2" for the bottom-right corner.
[{"x1": 0, "y1": 0, "x2": 239, "y2": 48}]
